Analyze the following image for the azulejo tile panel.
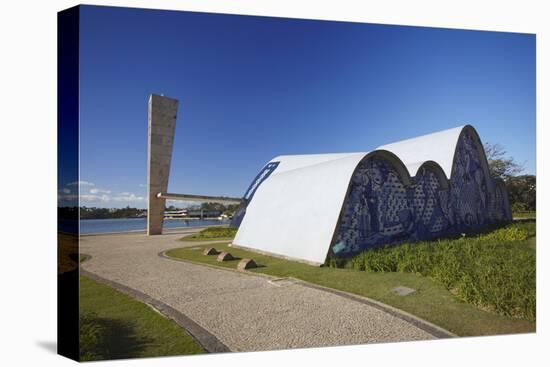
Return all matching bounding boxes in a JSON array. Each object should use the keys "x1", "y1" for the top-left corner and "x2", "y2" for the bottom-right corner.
[{"x1": 332, "y1": 130, "x2": 511, "y2": 257}]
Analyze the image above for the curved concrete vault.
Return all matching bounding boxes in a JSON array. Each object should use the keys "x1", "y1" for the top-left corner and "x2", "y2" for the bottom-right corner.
[{"x1": 231, "y1": 125, "x2": 512, "y2": 265}]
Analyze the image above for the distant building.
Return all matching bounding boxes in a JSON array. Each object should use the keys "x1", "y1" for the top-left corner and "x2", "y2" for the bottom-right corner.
[
  {"x1": 164, "y1": 209, "x2": 222, "y2": 219},
  {"x1": 231, "y1": 125, "x2": 512, "y2": 265},
  {"x1": 164, "y1": 209, "x2": 188, "y2": 219},
  {"x1": 186, "y1": 210, "x2": 222, "y2": 218}
]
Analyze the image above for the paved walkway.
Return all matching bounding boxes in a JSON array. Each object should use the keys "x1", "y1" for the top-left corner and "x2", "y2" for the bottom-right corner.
[{"x1": 80, "y1": 229, "x2": 446, "y2": 352}]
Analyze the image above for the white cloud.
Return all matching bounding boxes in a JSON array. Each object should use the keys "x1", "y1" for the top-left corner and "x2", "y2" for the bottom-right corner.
[
  {"x1": 58, "y1": 184, "x2": 147, "y2": 208},
  {"x1": 166, "y1": 200, "x2": 195, "y2": 208},
  {"x1": 67, "y1": 180, "x2": 95, "y2": 187},
  {"x1": 80, "y1": 194, "x2": 111, "y2": 203},
  {"x1": 57, "y1": 193, "x2": 77, "y2": 202},
  {"x1": 113, "y1": 192, "x2": 145, "y2": 202},
  {"x1": 90, "y1": 188, "x2": 111, "y2": 194}
]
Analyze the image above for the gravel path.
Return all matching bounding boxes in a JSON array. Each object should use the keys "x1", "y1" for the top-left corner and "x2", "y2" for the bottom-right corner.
[{"x1": 80, "y1": 230, "x2": 441, "y2": 352}]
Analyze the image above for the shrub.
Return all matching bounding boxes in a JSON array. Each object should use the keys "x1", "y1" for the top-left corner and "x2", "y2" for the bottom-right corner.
[
  {"x1": 478, "y1": 225, "x2": 529, "y2": 242},
  {"x1": 512, "y1": 202, "x2": 528, "y2": 213},
  {"x1": 183, "y1": 226, "x2": 237, "y2": 240},
  {"x1": 336, "y1": 222, "x2": 536, "y2": 320}
]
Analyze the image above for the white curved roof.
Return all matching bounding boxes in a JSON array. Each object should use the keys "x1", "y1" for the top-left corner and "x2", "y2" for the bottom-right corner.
[
  {"x1": 232, "y1": 125, "x2": 476, "y2": 265},
  {"x1": 233, "y1": 152, "x2": 367, "y2": 265},
  {"x1": 377, "y1": 125, "x2": 465, "y2": 178}
]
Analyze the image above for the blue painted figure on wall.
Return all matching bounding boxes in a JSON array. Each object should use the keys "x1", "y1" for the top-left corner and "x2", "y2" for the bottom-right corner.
[{"x1": 331, "y1": 129, "x2": 511, "y2": 258}]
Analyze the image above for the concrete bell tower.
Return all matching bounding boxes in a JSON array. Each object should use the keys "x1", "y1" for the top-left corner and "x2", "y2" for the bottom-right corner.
[{"x1": 147, "y1": 94, "x2": 179, "y2": 235}]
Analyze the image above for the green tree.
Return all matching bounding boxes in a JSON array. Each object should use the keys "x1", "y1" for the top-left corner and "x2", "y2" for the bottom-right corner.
[
  {"x1": 483, "y1": 142, "x2": 524, "y2": 180},
  {"x1": 506, "y1": 175, "x2": 536, "y2": 212},
  {"x1": 483, "y1": 142, "x2": 535, "y2": 212}
]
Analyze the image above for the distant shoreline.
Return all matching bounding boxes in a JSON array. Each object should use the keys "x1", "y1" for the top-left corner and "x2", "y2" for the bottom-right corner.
[
  {"x1": 80, "y1": 217, "x2": 144, "y2": 220},
  {"x1": 75, "y1": 217, "x2": 231, "y2": 235},
  {"x1": 80, "y1": 217, "x2": 226, "y2": 221}
]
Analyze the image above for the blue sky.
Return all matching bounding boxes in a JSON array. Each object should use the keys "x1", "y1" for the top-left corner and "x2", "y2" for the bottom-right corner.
[{"x1": 73, "y1": 5, "x2": 535, "y2": 208}]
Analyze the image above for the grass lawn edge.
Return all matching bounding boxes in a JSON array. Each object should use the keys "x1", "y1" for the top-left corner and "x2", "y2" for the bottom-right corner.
[
  {"x1": 180, "y1": 236, "x2": 236, "y2": 242},
  {"x1": 80, "y1": 269, "x2": 229, "y2": 360}
]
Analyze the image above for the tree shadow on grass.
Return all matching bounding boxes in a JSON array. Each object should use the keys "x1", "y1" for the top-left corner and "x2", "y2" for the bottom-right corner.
[{"x1": 80, "y1": 312, "x2": 153, "y2": 361}]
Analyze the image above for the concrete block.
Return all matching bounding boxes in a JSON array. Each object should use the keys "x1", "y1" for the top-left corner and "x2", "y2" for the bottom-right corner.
[
  {"x1": 203, "y1": 248, "x2": 220, "y2": 256},
  {"x1": 237, "y1": 258, "x2": 257, "y2": 271},
  {"x1": 216, "y1": 252, "x2": 234, "y2": 262}
]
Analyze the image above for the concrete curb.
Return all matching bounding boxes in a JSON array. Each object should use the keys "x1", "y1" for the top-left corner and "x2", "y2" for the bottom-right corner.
[
  {"x1": 80, "y1": 266, "x2": 231, "y2": 354},
  {"x1": 159, "y1": 250, "x2": 457, "y2": 339},
  {"x1": 159, "y1": 249, "x2": 282, "y2": 282}
]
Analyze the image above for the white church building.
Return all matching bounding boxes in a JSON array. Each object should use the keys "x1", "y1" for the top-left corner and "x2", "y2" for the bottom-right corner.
[{"x1": 230, "y1": 125, "x2": 511, "y2": 265}]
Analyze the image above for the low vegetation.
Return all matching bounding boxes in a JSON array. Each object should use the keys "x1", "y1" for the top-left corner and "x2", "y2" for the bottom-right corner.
[
  {"x1": 513, "y1": 211, "x2": 536, "y2": 219},
  {"x1": 80, "y1": 276, "x2": 204, "y2": 361},
  {"x1": 181, "y1": 226, "x2": 237, "y2": 241},
  {"x1": 333, "y1": 221, "x2": 535, "y2": 321},
  {"x1": 166, "y1": 222, "x2": 536, "y2": 337}
]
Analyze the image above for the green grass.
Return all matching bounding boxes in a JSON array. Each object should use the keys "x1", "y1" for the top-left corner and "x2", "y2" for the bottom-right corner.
[
  {"x1": 80, "y1": 276, "x2": 204, "y2": 361},
  {"x1": 181, "y1": 226, "x2": 237, "y2": 241},
  {"x1": 166, "y1": 223, "x2": 535, "y2": 337},
  {"x1": 79, "y1": 254, "x2": 89, "y2": 263},
  {"x1": 340, "y1": 221, "x2": 536, "y2": 320},
  {"x1": 513, "y1": 211, "x2": 536, "y2": 219}
]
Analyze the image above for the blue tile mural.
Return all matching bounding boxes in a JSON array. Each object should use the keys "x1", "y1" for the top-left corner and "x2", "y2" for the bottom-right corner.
[
  {"x1": 331, "y1": 130, "x2": 512, "y2": 258},
  {"x1": 412, "y1": 166, "x2": 448, "y2": 239}
]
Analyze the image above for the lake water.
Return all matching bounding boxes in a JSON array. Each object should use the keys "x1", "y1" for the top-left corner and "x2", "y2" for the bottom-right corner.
[{"x1": 79, "y1": 218, "x2": 230, "y2": 234}]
